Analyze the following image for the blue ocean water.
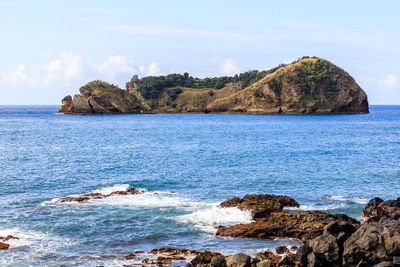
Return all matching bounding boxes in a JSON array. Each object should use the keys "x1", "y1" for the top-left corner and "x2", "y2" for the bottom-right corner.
[{"x1": 0, "y1": 105, "x2": 399, "y2": 266}]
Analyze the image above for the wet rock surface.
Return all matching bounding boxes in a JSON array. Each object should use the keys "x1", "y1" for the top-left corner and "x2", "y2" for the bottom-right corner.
[
  {"x1": 216, "y1": 211, "x2": 359, "y2": 240},
  {"x1": 56, "y1": 187, "x2": 144, "y2": 203},
  {"x1": 219, "y1": 194, "x2": 299, "y2": 218},
  {"x1": 0, "y1": 235, "x2": 19, "y2": 250}
]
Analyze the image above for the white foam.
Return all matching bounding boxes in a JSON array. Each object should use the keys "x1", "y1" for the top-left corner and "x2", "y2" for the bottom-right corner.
[
  {"x1": 42, "y1": 184, "x2": 186, "y2": 207},
  {"x1": 93, "y1": 191, "x2": 203, "y2": 209},
  {"x1": 177, "y1": 204, "x2": 254, "y2": 233},
  {"x1": 285, "y1": 203, "x2": 347, "y2": 211},
  {"x1": 323, "y1": 195, "x2": 369, "y2": 205},
  {"x1": 324, "y1": 195, "x2": 348, "y2": 201},
  {"x1": 92, "y1": 184, "x2": 131, "y2": 195},
  {"x1": 0, "y1": 227, "x2": 72, "y2": 251}
]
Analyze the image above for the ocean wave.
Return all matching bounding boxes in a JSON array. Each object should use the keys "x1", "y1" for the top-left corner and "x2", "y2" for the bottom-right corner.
[
  {"x1": 284, "y1": 203, "x2": 347, "y2": 211},
  {"x1": 41, "y1": 184, "x2": 188, "y2": 208},
  {"x1": 323, "y1": 195, "x2": 369, "y2": 204},
  {"x1": 177, "y1": 204, "x2": 254, "y2": 233}
]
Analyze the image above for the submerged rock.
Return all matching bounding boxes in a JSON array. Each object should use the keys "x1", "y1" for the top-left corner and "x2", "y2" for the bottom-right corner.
[
  {"x1": 219, "y1": 194, "x2": 299, "y2": 218},
  {"x1": 0, "y1": 242, "x2": 10, "y2": 250},
  {"x1": 56, "y1": 187, "x2": 143, "y2": 203},
  {"x1": 216, "y1": 211, "x2": 359, "y2": 240},
  {"x1": 0, "y1": 235, "x2": 19, "y2": 250}
]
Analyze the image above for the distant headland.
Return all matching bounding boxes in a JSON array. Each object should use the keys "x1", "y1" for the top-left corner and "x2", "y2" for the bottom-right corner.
[{"x1": 58, "y1": 56, "x2": 369, "y2": 115}]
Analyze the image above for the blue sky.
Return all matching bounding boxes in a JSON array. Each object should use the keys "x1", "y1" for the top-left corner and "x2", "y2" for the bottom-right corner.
[{"x1": 0, "y1": 0, "x2": 399, "y2": 104}]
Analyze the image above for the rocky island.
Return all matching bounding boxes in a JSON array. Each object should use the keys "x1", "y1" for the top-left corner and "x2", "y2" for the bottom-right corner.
[{"x1": 58, "y1": 57, "x2": 369, "y2": 115}]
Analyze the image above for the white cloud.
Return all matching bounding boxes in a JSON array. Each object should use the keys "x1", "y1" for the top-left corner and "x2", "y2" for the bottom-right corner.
[
  {"x1": 43, "y1": 52, "x2": 84, "y2": 85},
  {"x1": 88, "y1": 56, "x2": 135, "y2": 82},
  {"x1": 0, "y1": 64, "x2": 32, "y2": 86},
  {"x1": 0, "y1": 52, "x2": 138, "y2": 88},
  {"x1": 220, "y1": 58, "x2": 239, "y2": 76},
  {"x1": 383, "y1": 74, "x2": 398, "y2": 88},
  {"x1": 139, "y1": 62, "x2": 162, "y2": 76}
]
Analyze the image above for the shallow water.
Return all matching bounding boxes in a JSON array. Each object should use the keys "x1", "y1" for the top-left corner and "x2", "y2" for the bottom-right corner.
[{"x1": 0, "y1": 105, "x2": 399, "y2": 266}]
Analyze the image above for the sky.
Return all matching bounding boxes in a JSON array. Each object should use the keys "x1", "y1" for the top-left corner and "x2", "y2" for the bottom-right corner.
[{"x1": 0, "y1": 0, "x2": 399, "y2": 105}]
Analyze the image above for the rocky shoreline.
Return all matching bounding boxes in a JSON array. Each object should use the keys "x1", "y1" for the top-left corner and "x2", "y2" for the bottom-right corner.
[{"x1": 3, "y1": 191, "x2": 400, "y2": 266}]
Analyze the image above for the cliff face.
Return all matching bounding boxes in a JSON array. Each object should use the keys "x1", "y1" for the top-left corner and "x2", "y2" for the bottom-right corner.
[{"x1": 58, "y1": 57, "x2": 369, "y2": 114}]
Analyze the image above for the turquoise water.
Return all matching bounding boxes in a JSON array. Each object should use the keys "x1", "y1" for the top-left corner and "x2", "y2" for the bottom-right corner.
[{"x1": 0, "y1": 105, "x2": 399, "y2": 266}]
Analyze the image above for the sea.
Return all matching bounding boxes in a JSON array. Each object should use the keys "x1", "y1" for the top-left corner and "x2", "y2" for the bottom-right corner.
[{"x1": 0, "y1": 105, "x2": 399, "y2": 266}]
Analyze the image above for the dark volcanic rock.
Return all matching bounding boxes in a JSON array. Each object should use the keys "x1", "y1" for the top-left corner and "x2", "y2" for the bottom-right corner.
[
  {"x1": 363, "y1": 197, "x2": 400, "y2": 221},
  {"x1": 294, "y1": 220, "x2": 357, "y2": 266},
  {"x1": 191, "y1": 251, "x2": 223, "y2": 266},
  {"x1": 275, "y1": 246, "x2": 290, "y2": 255},
  {"x1": 216, "y1": 211, "x2": 359, "y2": 240},
  {"x1": 342, "y1": 216, "x2": 400, "y2": 266},
  {"x1": 219, "y1": 194, "x2": 299, "y2": 218}
]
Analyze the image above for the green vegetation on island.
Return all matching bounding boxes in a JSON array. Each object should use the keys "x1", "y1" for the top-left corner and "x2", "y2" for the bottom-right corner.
[{"x1": 58, "y1": 56, "x2": 369, "y2": 114}]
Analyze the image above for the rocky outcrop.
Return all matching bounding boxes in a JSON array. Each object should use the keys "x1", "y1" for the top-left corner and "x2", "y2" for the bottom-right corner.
[
  {"x1": 216, "y1": 211, "x2": 359, "y2": 240},
  {"x1": 219, "y1": 194, "x2": 299, "y2": 218},
  {"x1": 342, "y1": 216, "x2": 400, "y2": 266},
  {"x1": 294, "y1": 220, "x2": 357, "y2": 266},
  {"x1": 58, "y1": 81, "x2": 145, "y2": 114},
  {"x1": 363, "y1": 197, "x2": 400, "y2": 221},
  {"x1": 58, "y1": 57, "x2": 369, "y2": 115},
  {"x1": 56, "y1": 187, "x2": 143, "y2": 203}
]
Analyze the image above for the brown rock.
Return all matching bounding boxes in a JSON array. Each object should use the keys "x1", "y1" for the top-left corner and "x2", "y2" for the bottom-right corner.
[
  {"x1": 219, "y1": 194, "x2": 299, "y2": 218},
  {"x1": 0, "y1": 242, "x2": 10, "y2": 250},
  {"x1": 225, "y1": 253, "x2": 251, "y2": 267},
  {"x1": 142, "y1": 258, "x2": 154, "y2": 264},
  {"x1": 191, "y1": 251, "x2": 222, "y2": 266},
  {"x1": 0, "y1": 235, "x2": 19, "y2": 242},
  {"x1": 150, "y1": 247, "x2": 199, "y2": 256},
  {"x1": 255, "y1": 250, "x2": 281, "y2": 265},
  {"x1": 289, "y1": 246, "x2": 298, "y2": 252},
  {"x1": 275, "y1": 246, "x2": 290, "y2": 255},
  {"x1": 57, "y1": 187, "x2": 143, "y2": 203},
  {"x1": 216, "y1": 211, "x2": 359, "y2": 240}
]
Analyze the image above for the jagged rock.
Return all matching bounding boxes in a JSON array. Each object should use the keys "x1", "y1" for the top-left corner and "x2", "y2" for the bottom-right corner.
[
  {"x1": 363, "y1": 197, "x2": 400, "y2": 220},
  {"x1": 342, "y1": 216, "x2": 400, "y2": 266},
  {"x1": 294, "y1": 220, "x2": 358, "y2": 266},
  {"x1": 211, "y1": 256, "x2": 227, "y2": 267},
  {"x1": 219, "y1": 194, "x2": 299, "y2": 218},
  {"x1": 191, "y1": 251, "x2": 223, "y2": 266},
  {"x1": 150, "y1": 247, "x2": 199, "y2": 256},
  {"x1": 255, "y1": 250, "x2": 281, "y2": 265},
  {"x1": 216, "y1": 211, "x2": 359, "y2": 240},
  {"x1": 275, "y1": 246, "x2": 290, "y2": 255},
  {"x1": 276, "y1": 253, "x2": 296, "y2": 266},
  {"x1": 225, "y1": 253, "x2": 251, "y2": 267}
]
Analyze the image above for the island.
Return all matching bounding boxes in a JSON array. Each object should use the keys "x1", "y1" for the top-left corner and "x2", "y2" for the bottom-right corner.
[{"x1": 58, "y1": 56, "x2": 369, "y2": 115}]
